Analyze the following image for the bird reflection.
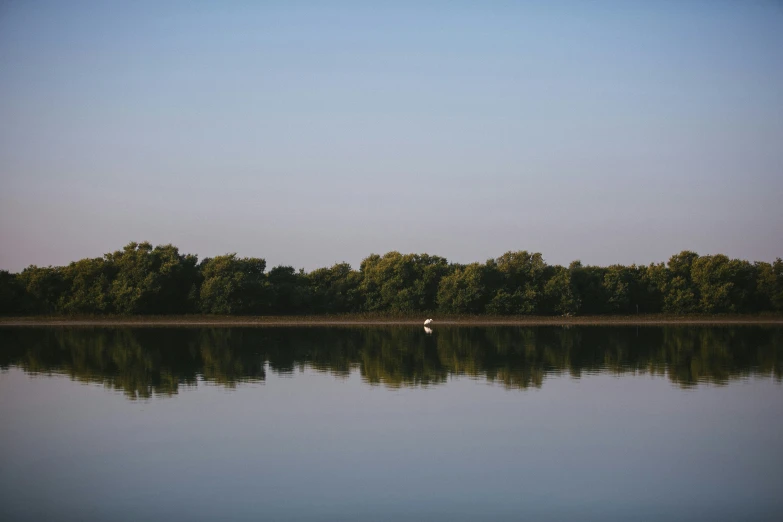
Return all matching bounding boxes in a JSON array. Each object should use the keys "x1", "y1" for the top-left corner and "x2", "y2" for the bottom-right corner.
[{"x1": 424, "y1": 326, "x2": 433, "y2": 335}]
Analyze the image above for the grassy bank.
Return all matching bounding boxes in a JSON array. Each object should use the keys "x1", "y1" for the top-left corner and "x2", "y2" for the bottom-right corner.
[{"x1": 1, "y1": 314, "x2": 783, "y2": 327}]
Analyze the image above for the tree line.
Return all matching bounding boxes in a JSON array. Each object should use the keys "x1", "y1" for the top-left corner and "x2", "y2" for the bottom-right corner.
[
  {"x1": 1, "y1": 326, "x2": 779, "y2": 398},
  {"x1": 0, "y1": 241, "x2": 781, "y2": 315}
]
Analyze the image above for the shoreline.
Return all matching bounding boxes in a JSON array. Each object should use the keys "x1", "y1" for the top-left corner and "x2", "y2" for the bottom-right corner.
[{"x1": 1, "y1": 315, "x2": 782, "y2": 327}]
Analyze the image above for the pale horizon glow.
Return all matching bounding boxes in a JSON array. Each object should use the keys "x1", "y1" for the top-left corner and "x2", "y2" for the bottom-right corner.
[{"x1": 1, "y1": 1, "x2": 782, "y2": 272}]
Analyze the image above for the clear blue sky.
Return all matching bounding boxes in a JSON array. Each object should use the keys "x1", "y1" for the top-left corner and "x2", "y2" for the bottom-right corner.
[{"x1": 1, "y1": 1, "x2": 781, "y2": 272}]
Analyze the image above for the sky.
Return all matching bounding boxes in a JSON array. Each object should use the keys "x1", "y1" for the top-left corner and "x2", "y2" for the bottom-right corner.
[{"x1": 1, "y1": 1, "x2": 781, "y2": 272}]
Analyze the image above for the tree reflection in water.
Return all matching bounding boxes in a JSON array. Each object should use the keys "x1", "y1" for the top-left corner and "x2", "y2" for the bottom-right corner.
[{"x1": 0, "y1": 326, "x2": 780, "y2": 399}]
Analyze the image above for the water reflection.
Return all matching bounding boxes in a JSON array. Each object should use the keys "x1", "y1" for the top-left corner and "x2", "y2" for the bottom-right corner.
[{"x1": 0, "y1": 326, "x2": 780, "y2": 399}]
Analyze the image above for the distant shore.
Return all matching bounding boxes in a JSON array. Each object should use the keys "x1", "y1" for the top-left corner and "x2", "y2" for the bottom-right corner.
[{"x1": 1, "y1": 315, "x2": 782, "y2": 327}]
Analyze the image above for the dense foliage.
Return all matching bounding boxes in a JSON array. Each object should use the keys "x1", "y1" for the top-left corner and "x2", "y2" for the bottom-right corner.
[{"x1": 1, "y1": 242, "x2": 781, "y2": 315}]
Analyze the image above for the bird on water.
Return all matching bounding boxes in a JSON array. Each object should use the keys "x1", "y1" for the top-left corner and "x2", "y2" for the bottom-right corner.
[{"x1": 423, "y1": 318, "x2": 433, "y2": 325}]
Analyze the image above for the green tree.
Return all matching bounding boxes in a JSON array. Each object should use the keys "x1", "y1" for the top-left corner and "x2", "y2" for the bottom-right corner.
[
  {"x1": 542, "y1": 265, "x2": 581, "y2": 315},
  {"x1": 199, "y1": 254, "x2": 267, "y2": 314},
  {"x1": 1, "y1": 243, "x2": 781, "y2": 317},
  {"x1": 106, "y1": 242, "x2": 199, "y2": 314},
  {"x1": 267, "y1": 266, "x2": 311, "y2": 314},
  {"x1": 360, "y1": 252, "x2": 449, "y2": 312},
  {"x1": 756, "y1": 258, "x2": 783, "y2": 312},
  {"x1": 662, "y1": 251, "x2": 699, "y2": 314},
  {"x1": 570, "y1": 261, "x2": 606, "y2": 314},
  {"x1": 59, "y1": 257, "x2": 116, "y2": 314},
  {"x1": 437, "y1": 263, "x2": 488, "y2": 314},
  {"x1": 663, "y1": 277, "x2": 698, "y2": 314},
  {"x1": 691, "y1": 254, "x2": 736, "y2": 313},
  {"x1": 308, "y1": 263, "x2": 363, "y2": 313},
  {"x1": 603, "y1": 265, "x2": 632, "y2": 314},
  {"x1": 638, "y1": 263, "x2": 666, "y2": 313},
  {"x1": 16, "y1": 266, "x2": 66, "y2": 314},
  {"x1": 0, "y1": 270, "x2": 26, "y2": 315},
  {"x1": 484, "y1": 251, "x2": 548, "y2": 314}
]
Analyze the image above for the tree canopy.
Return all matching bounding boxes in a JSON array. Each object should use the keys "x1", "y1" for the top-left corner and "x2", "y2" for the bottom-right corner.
[{"x1": 0, "y1": 242, "x2": 781, "y2": 316}]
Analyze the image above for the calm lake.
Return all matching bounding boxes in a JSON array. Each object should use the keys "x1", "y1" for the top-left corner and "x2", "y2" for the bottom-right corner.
[{"x1": 1, "y1": 326, "x2": 781, "y2": 521}]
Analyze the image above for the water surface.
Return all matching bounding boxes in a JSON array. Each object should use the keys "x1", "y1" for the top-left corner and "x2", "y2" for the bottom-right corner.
[{"x1": 1, "y1": 326, "x2": 781, "y2": 521}]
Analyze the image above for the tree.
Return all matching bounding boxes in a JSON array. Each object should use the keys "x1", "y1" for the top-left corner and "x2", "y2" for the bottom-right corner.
[
  {"x1": 603, "y1": 265, "x2": 632, "y2": 314},
  {"x1": 756, "y1": 258, "x2": 783, "y2": 312},
  {"x1": 59, "y1": 257, "x2": 115, "y2": 314},
  {"x1": 691, "y1": 254, "x2": 737, "y2": 313},
  {"x1": 569, "y1": 261, "x2": 606, "y2": 314},
  {"x1": 199, "y1": 254, "x2": 267, "y2": 314},
  {"x1": 542, "y1": 265, "x2": 581, "y2": 315},
  {"x1": 638, "y1": 263, "x2": 666, "y2": 313},
  {"x1": 16, "y1": 266, "x2": 66, "y2": 314},
  {"x1": 267, "y1": 266, "x2": 311, "y2": 314},
  {"x1": 360, "y1": 252, "x2": 449, "y2": 312},
  {"x1": 484, "y1": 251, "x2": 548, "y2": 314},
  {"x1": 1, "y1": 243, "x2": 781, "y2": 317},
  {"x1": 661, "y1": 251, "x2": 700, "y2": 314},
  {"x1": 106, "y1": 242, "x2": 199, "y2": 314},
  {"x1": 308, "y1": 263, "x2": 363, "y2": 313},
  {"x1": 437, "y1": 263, "x2": 488, "y2": 314},
  {"x1": 0, "y1": 270, "x2": 26, "y2": 315}
]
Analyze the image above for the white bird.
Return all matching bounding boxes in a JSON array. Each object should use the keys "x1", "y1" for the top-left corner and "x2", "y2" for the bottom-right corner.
[{"x1": 423, "y1": 318, "x2": 433, "y2": 325}]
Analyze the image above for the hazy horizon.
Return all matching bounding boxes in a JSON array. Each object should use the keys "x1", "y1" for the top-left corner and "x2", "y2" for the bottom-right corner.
[{"x1": 2, "y1": 1, "x2": 782, "y2": 273}]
